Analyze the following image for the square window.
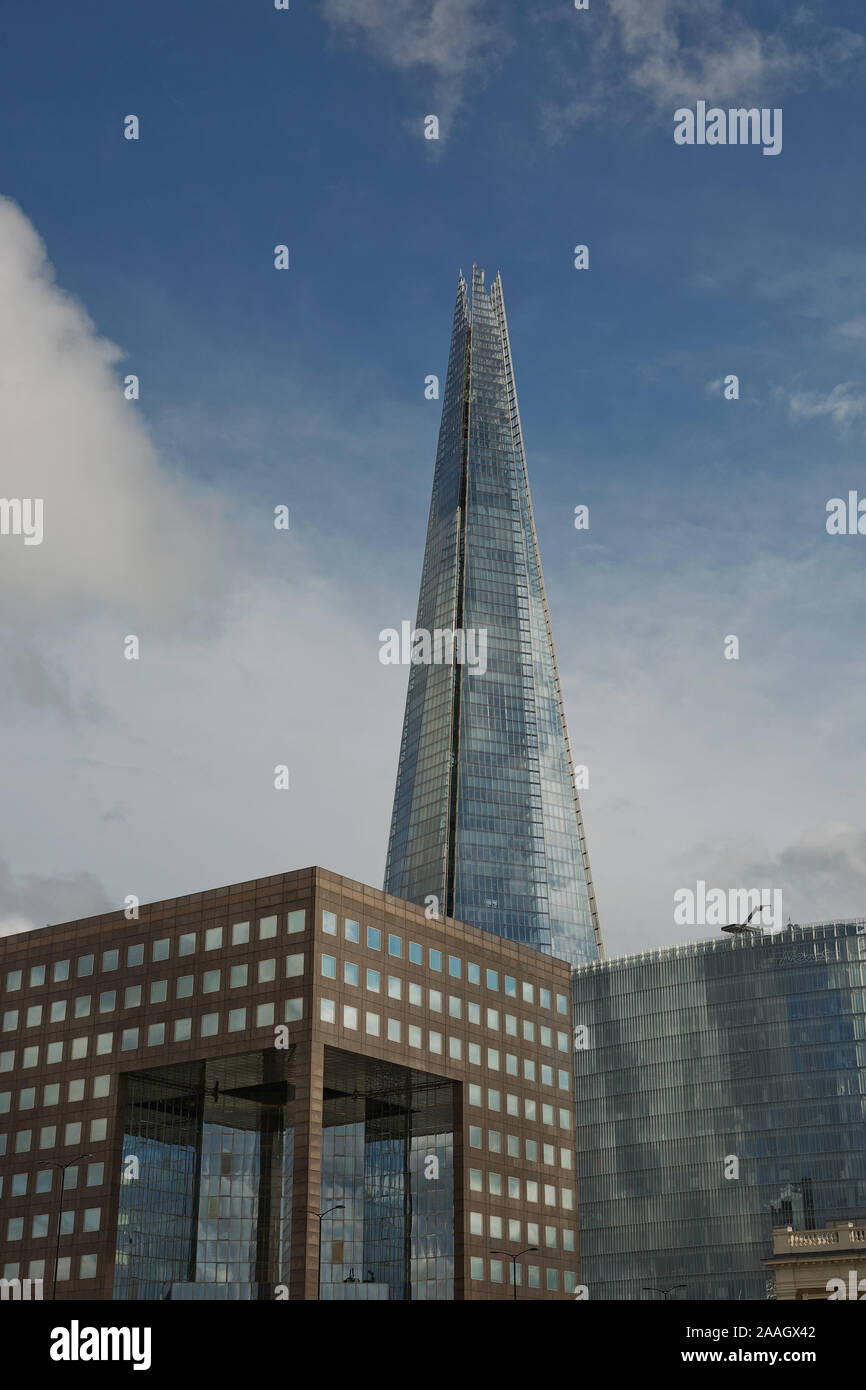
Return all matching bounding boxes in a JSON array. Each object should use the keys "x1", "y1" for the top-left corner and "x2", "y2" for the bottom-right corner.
[
  {"x1": 489, "y1": 1215, "x2": 502, "y2": 1240},
  {"x1": 540, "y1": 988, "x2": 551, "y2": 1009},
  {"x1": 150, "y1": 981, "x2": 167, "y2": 1005},
  {"x1": 468, "y1": 1084, "x2": 482, "y2": 1107},
  {"x1": 546, "y1": 1268, "x2": 558, "y2": 1291},
  {"x1": 23, "y1": 1045, "x2": 39, "y2": 1066},
  {"x1": 543, "y1": 1104, "x2": 555, "y2": 1126},
  {"x1": 506, "y1": 1094, "x2": 519, "y2": 1116},
  {"x1": 288, "y1": 909, "x2": 305, "y2": 934},
  {"x1": 487, "y1": 1008, "x2": 499, "y2": 1030},
  {"x1": 556, "y1": 993, "x2": 568, "y2": 1015},
  {"x1": 387, "y1": 1018, "x2": 400, "y2": 1043},
  {"x1": 96, "y1": 1033, "x2": 113, "y2": 1055},
  {"x1": 487, "y1": 1049, "x2": 499, "y2": 1070},
  {"x1": 260, "y1": 915, "x2": 278, "y2": 939},
  {"x1": 203, "y1": 971, "x2": 220, "y2": 993},
  {"x1": 509, "y1": 1218, "x2": 521, "y2": 1242},
  {"x1": 176, "y1": 975, "x2": 194, "y2": 999},
  {"x1": 321, "y1": 954, "x2": 337, "y2": 980},
  {"x1": 18, "y1": 1087, "x2": 35, "y2": 1109},
  {"x1": 127, "y1": 944, "x2": 144, "y2": 967},
  {"x1": 87, "y1": 1162, "x2": 104, "y2": 1187},
  {"x1": 429, "y1": 989, "x2": 442, "y2": 1012},
  {"x1": 524, "y1": 1060, "x2": 536, "y2": 1082},
  {"x1": 488, "y1": 1172, "x2": 502, "y2": 1195},
  {"x1": 46, "y1": 1042, "x2": 62, "y2": 1065},
  {"x1": 367, "y1": 926, "x2": 381, "y2": 951},
  {"x1": 205, "y1": 927, "x2": 223, "y2": 951},
  {"x1": 526, "y1": 1180, "x2": 538, "y2": 1203},
  {"x1": 429, "y1": 1031, "x2": 442, "y2": 1053},
  {"x1": 68, "y1": 1079, "x2": 85, "y2": 1103},
  {"x1": 522, "y1": 982, "x2": 534, "y2": 1005},
  {"x1": 101, "y1": 950, "x2": 118, "y2": 972},
  {"x1": 469, "y1": 1126, "x2": 482, "y2": 1148},
  {"x1": 121, "y1": 1028, "x2": 139, "y2": 1051},
  {"x1": 488, "y1": 1130, "x2": 501, "y2": 1153},
  {"x1": 387, "y1": 934, "x2": 401, "y2": 957},
  {"x1": 504, "y1": 975, "x2": 516, "y2": 997},
  {"x1": 408, "y1": 942, "x2": 422, "y2": 965},
  {"x1": 99, "y1": 991, "x2": 116, "y2": 1013},
  {"x1": 2, "y1": 1010, "x2": 17, "y2": 1031},
  {"x1": 30, "y1": 965, "x2": 46, "y2": 987},
  {"x1": 228, "y1": 1008, "x2": 246, "y2": 1032},
  {"x1": 524, "y1": 1099, "x2": 537, "y2": 1121},
  {"x1": 345, "y1": 919, "x2": 359, "y2": 942},
  {"x1": 490, "y1": 1258, "x2": 503, "y2": 1283},
  {"x1": 232, "y1": 921, "x2": 250, "y2": 945},
  {"x1": 448, "y1": 956, "x2": 461, "y2": 979},
  {"x1": 468, "y1": 1043, "x2": 481, "y2": 1065},
  {"x1": 409, "y1": 982, "x2": 422, "y2": 1006},
  {"x1": 449, "y1": 996, "x2": 461, "y2": 1019},
  {"x1": 343, "y1": 1005, "x2": 358, "y2": 1030},
  {"x1": 124, "y1": 985, "x2": 142, "y2": 1009},
  {"x1": 320, "y1": 998, "x2": 335, "y2": 1023},
  {"x1": 15, "y1": 1130, "x2": 31, "y2": 1153},
  {"x1": 174, "y1": 1018, "x2": 192, "y2": 1042},
  {"x1": 80, "y1": 1255, "x2": 98, "y2": 1280},
  {"x1": 468, "y1": 1002, "x2": 481, "y2": 1025},
  {"x1": 322, "y1": 911, "x2": 337, "y2": 936},
  {"x1": 469, "y1": 1168, "x2": 483, "y2": 1192},
  {"x1": 153, "y1": 938, "x2": 170, "y2": 962},
  {"x1": 284, "y1": 998, "x2": 303, "y2": 1021},
  {"x1": 0, "y1": 1051, "x2": 14, "y2": 1073},
  {"x1": 470, "y1": 1256, "x2": 484, "y2": 1279},
  {"x1": 256, "y1": 1002, "x2": 275, "y2": 1027},
  {"x1": 53, "y1": 959, "x2": 71, "y2": 982},
  {"x1": 523, "y1": 1020, "x2": 535, "y2": 1042},
  {"x1": 26, "y1": 1005, "x2": 42, "y2": 1027},
  {"x1": 429, "y1": 949, "x2": 442, "y2": 971},
  {"x1": 83, "y1": 1208, "x2": 101, "y2": 1233},
  {"x1": 366, "y1": 969, "x2": 380, "y2": 993},
  {"x1": 178, "y1": 933, "x2": 196, "y2": 956},
  {"x1": 230, "y1": 964, "x2": 248, "y2": 988},
  {"x1": 449, "y1": 1036, "x2": 462, "y2": 1060},
  {"x1": 200, "y1": 1013, "x2": 219, "y2": 1037},
  {"x1": 64, "y1": 1122, "x2": 82, "y2": 1145},
  {"x1": 43, "y1": 1083, "x2": 60, "y2": 1105},
  {"x1": 365, "y1": 1012, "x2": 380, "y2": 1037},
  {"x1": 147, "y1": 1023, "x2": 165, "y2": 1047},
  {"x1": 387, "y1": 976, "x2": 401, "y2": 1000},
  {"x1": 50, "y1": 1001, "x2": 66, "y2": 1025},
  {"x1": 6, "y1": 971, "x2": 22, "y2": 991},
  {"x1": 259, "y1": 958, "x2": 277, "y2": 982},
  {"x1": 487, "y1": 1089, "x2": 500, "y2": 1112},
  {"x1": 467, "y1": 962, "x2": 480, "y2": 985},
  {"x1": 408, "y1": 1025, "x2": 422, "y2": 1048},
  {"x1": 486, "y1": 969, "x2": 498, "y2": 991},
  {"x1": 505, "y1": 1054, "x2": 518, "y2": 1076},
  {"x1": 470, "y1": 1210, "x2": 483, "y2": 1236}
]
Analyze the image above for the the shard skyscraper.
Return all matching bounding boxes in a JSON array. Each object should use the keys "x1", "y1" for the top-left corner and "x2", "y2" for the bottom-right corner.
[{"x1": 385, "y1": 268, "x2": 603, "y2": 967}]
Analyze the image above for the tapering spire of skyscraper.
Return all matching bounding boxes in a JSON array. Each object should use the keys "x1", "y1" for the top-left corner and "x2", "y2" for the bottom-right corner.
[{"x1": 385, "y1": 267, "x2": 603, "y2": 966}]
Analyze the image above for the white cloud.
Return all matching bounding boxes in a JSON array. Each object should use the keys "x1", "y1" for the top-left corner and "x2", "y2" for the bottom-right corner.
[
  {"x1": 786, "y1": 381, "x2": 866, "y2": 431},
  {"x1": 0, "y1": 857, "x2": 112, "y2": 937},
  {"x1": 320, "y1": 0, "x2": 506, "y2": 124},
  {"x1": 0, "y1": 195, "x2": 226, "y2": 623}
]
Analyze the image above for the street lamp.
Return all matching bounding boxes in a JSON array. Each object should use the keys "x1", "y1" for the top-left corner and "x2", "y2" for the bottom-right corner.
[
  {"x1": 643, "y1": 1284, "x2": 687, "y2": 1300},
  {"x1": 43, "y1": 1154, "x2": 92, "y2": 1299},
  {"x1": 306, "y1": 1204, "x2": 345, "y2": 1299},
  {"x1": 491, "y1": 1246, "x2": 538, "y2": 1301}
]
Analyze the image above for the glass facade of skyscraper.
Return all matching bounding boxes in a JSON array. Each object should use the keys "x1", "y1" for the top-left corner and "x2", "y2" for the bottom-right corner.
[
  {"x1": 573, "y1": 921, "x2": 866, "y2": 1299},
  {"x1": 385, "y1": 268, "x2": 602, "y2": 968}
]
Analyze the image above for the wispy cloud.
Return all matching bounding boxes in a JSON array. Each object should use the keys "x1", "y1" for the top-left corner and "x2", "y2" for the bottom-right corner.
[
  {"x1": 320, "y1": 0, "x2": 507, "y2": 129},
  {"x1": 541, "y1": 0, "x2": 865, "y2": 138},
  {"x1": 786, "y1": 381, "x2": 866, "y2": 432}
]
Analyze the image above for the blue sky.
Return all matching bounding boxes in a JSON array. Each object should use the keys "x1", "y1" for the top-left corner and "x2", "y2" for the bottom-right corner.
[{"x1": 2, "y1": 0, "x2": 866, "y2": 954}]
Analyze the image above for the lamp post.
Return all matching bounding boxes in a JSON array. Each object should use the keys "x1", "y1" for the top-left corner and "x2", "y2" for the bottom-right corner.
[
  {"x1": 491, "y1": 1246, "x2": 538, "y2": 1301},
  {"x1": 306, "y1": 1204, "x2": 345, "y2": 1299},
  {"x1": 44, "y1": 1154, "x2": 92, "y2": 1299},
  {"x1": 643, "y1": 1284, "x2": 687, "y2": 1300}
]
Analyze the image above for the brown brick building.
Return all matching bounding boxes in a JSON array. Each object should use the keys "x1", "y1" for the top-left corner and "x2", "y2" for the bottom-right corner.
[{"x1": 0, "y1": 867, "x2": 579, "y2": 1300}]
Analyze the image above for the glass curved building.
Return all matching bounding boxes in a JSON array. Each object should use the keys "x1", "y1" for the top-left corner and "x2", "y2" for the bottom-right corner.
[
  {"x1": 572, "y1": 921, "x2": 866, "y2": 1299},
  {"x1": 385, "y1": 267, "x2": 602, "y2": 967}
]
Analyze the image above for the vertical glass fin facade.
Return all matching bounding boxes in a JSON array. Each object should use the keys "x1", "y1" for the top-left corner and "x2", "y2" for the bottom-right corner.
[
  {"x1": 385, "y1": 267, "x2": 603, "y2": 967},
  {"x1": 573, "y1": 922, "x2": 866, "y2": 1300}
]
